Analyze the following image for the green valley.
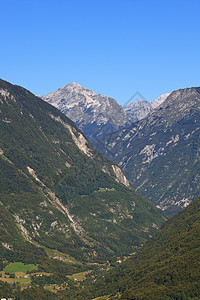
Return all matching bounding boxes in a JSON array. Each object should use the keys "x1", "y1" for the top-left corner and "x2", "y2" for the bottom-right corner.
[
  {"x1": 0, "y1": 78, "x2": 166, "y2": 297},
  {"x1": 72, "y1": 195, "x2": 200, "y2": 299}
]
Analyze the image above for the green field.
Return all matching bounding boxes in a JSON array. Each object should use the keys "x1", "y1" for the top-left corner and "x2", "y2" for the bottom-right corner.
[
  {"x1": 67, "y1": 270, "x2": 91, "y2": 281},
  {"x1": 3, "y1": 262, "x2": 38, "y2": 274}
]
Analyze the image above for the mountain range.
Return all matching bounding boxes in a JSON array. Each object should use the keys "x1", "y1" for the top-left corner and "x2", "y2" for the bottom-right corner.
[
  {"x1": 42, "y1": 83, "x2": 169, "y2": 143},
  {"x1": 42, "y1": 83, "x2": 200, "y2": 216},
  {"x1": 0, "y1": 78, "x2": 166, "y2": 269},
  {"x1": 96, "y1": 87, "x2": 200, "y2": 216},
  {"x1": 42, "y1": 83, "x2": 130, "y2": 143},
  {"x1": 0, "y1": 78, "x2": 200, "y2": 299}
]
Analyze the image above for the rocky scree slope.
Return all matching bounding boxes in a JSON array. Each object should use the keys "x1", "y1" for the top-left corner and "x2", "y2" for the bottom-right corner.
[
  {"x1": 96, "y1": 87, "x2": 200, "y2": 216},
  {"x1": 0, "y1": 79, "x2": 166, "y2": 265}
]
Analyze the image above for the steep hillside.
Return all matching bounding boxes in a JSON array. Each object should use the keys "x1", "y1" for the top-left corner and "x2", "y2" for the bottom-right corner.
[
  {"x1": 97, "y1": 87, "x2": 200, "y2": 216},
  {"x1": 42, "y1": 82, "x2": 129, "y2": 142},
  {"x1": 0, "y1": 79, "x2": 166, "y2": 266},
  {"x1": 73, "y1": 195, "x2": 200, "y2": 299}
]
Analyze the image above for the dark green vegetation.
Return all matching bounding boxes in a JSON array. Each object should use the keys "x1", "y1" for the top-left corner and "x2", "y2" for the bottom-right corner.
[
  {"x1": 0, "y1": 79, "x2": 166, "y2": 271},
  {"x1": 71, "y1": 195, "x2": 200, "y2": 299},
  {"x1": 0, "y1": 280, "x2": 56, "y2": 299},
  {"x1": 95, "y1": 87, "x2": 200, "y2": 216}
]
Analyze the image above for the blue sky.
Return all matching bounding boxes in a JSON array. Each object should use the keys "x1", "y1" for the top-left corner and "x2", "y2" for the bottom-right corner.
[{"x1": 1, "y1": 0, "x2": 200, "y2": 104}]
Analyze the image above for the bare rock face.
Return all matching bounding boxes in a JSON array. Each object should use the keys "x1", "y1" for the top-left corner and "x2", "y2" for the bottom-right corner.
[
  {"x1": 42, "y1": 83, "x2": 130, "y2": 142},
  {"x1": 96, "y1": 87, "x2": 200, "y2": 216}
]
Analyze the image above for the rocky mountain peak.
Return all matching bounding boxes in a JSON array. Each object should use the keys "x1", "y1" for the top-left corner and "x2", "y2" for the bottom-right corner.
[
  {"x1": 151, "y1": 93, "x2": 170, "y2": 108},
  {"x1": 58, "y1": 82, "x2": 95, "y2": 95},
  {"x1": 148, "y1": 87, "x2": 200, "y2": 127},
  {"x1": 163, "y1": 87, "x2": 200, "y2": 107},
  {"x1": 42, "y1": 83, "x2": 129, "y2": 142},
  {"x1": 125, "y1": 99, "x2": 149, "y2": 109},
  {"x1": 124, "y1": 99, "x2": 152, "y2": 123}
]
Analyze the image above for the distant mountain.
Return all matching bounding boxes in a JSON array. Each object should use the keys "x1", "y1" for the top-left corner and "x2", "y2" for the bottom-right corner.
[
  {"x1": 123, "y1": 99, "x2": 153, "y2": 123},
  {"x1": 151, "y1": 92, "x2": 170, "y2": 108},
  {"x1": 0, "y1": 79, "x2": 166, "y2": 267},
  {"x1": 73, "y1": 195, "x2": 200, "y2": 299},
  {"x1": 95, "y1": 87, "x2": 200, "y2": 216},
  {"x1": 42, "y1": 83, "x2": 130, "y2": 142},
  {"x1": 123, "y1": 93, "x2": 170, "y2": 123}
]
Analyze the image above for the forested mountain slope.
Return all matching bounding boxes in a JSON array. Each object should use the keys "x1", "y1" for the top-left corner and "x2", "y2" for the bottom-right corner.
[
  {"x1": 73, "y1": 195, "x2": 200, "y2": 299},
  {"x1": 0, "y1": 79, "x2": 166, "y2": 266}
]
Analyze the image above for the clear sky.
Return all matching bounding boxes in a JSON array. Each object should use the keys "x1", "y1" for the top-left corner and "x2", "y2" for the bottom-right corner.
[{"x1": 1, "y1": 0, "x2": 200, "y2": 105}]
